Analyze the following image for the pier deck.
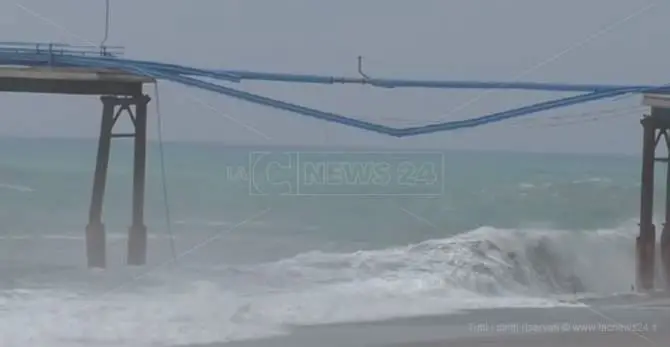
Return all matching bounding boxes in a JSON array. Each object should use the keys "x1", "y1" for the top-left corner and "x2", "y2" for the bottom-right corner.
[{"x1": 0, "y1": 66, "x2": 154, "y2": 95}]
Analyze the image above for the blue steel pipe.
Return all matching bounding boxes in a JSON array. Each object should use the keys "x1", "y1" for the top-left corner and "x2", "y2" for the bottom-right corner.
[
  {"x1": 56, "y1": 54, "x2": 670, "y2": 93},
  {"x1": 0, "y1": 51, "x2": 242, "y2": 82},
  {"x1": 77, "y1": 54, "x2": 636, "y2": 137},
  {"x1": 0, "y1": 46, "x2": 664, "y2": 137},
  {"x1": 1, "y1": 50, "x2": 665, "y2": 93},
  {"x1": 211, "y1": 70, "x2": 658, "y2": 93},
  {"x1": 164, "y1": 76, "x2": 633, "y2": 137}
]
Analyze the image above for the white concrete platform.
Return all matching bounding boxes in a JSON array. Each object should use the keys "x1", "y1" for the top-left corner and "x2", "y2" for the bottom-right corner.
[
  {"x1": 0, "y1": 66, "x2": 154, "y2": 82},
  {"x1": 643, "y1": 93, "x2": 670, "y2": 109},
  {"x1": 0, "y1": 66, "x2": 154, "y2": 95}
]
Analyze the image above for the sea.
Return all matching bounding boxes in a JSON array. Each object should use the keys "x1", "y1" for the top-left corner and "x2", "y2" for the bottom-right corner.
[{"x1": 0, "y1": 136, "x2": 665, "y2": 346}]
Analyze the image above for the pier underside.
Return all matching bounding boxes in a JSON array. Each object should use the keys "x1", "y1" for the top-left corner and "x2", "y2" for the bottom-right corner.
[
  {"x1": 0, "y1": 66, "x2": 154, "y2": 268},
  {"x1": 638, "y1": 93, "x2": 670, "y2": 291}
]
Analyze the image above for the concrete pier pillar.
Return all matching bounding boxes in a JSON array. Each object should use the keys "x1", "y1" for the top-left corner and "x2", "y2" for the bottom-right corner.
[
  {"x1": 661, "y1": 224, "x2": 670, "y2": 290},
  {"x1": 127, "y1": 94, "x2": 150, "y2": 265},
  {"x1": 86, "y1": 96, "x2": 116, "y2": 268},
  {"x1": 663, "y1": 137, "x2": 670, "y2": 290},
  {"x1": 637, "y1": 117, "x2": 656, "y2": 291}
]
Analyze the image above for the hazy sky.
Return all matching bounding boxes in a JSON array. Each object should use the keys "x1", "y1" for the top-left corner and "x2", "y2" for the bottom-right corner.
[{"x1": 0, "y1": 0, "x2": 667, "y2": 154}]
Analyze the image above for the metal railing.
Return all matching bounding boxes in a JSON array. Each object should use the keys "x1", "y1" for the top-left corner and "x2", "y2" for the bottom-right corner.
[{"x1": 0, "y1": 42, "x2": 123, "y2": 57}]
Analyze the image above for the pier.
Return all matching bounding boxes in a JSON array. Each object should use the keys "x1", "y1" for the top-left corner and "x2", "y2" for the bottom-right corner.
[
  {"x1": 2, "y1": 42, "x2": 670, "y2": 292},
  {"x1": 0, "y1": 64, "x2": 154, "y2": 268},
  {"x1": 638, "y1": 93, "x2": 670, "y2": 291}
]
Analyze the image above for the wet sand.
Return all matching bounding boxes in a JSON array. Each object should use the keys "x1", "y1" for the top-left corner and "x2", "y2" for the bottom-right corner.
[
  {"x1": 389, "y1": 330, "x2": 669, "y2": 347},
  {"x1": 185, "y1": 294, "x2": 670, "y2": 347}
]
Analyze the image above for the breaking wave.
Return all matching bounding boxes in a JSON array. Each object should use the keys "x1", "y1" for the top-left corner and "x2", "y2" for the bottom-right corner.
[{"x1": 0, "y1": 224, "x2": 645, "y2": 346}]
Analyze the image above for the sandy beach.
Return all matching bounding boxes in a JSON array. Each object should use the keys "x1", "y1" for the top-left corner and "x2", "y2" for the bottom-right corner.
[
  {"x1": 186, "y1": 294, "x2": 670, "y2": 347},
  {"x1": 389, "y1": 330, "x2": 670, "y2": 347}
]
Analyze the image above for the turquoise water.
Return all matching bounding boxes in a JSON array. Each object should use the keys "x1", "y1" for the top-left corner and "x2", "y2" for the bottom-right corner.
[
  {"x1": 0, "y1": 137, "x2": 664, "y2": 346},
  {"x1": 0, "y1": 137, "x2": 645, "y2": 244}
]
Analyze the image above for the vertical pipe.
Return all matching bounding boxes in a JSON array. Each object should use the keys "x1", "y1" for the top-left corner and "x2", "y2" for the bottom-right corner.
[
  {"x1": 638, "y1": 116, "x2": 656, "y2": 291},
  {"x1": 100, "y1": 0, "x2": 110, "y2": 48},
  {"x1": 86, "y1": 96, "x2": 115, "y2": 268},
  {"x1": 127, "y1": 94, "x2": 150, "y2": 265}
]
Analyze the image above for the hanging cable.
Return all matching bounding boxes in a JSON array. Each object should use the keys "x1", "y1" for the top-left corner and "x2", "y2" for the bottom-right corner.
[
  {"x1": 523, "y1": 106, "x2": 639, "y2": 128},
  {"x1": 510, "y1": 104, "x2": 645, "y2": 127},
  {"x1": 100, "y1": 0, "x2": 110, "y2": 47},
  {"x1": 153, "y1": 82, "x2": 178, "y2": 262}
]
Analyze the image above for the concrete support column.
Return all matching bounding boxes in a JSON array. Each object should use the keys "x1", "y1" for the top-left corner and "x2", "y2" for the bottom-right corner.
[
  {"x1": 86, "y1": 96, "x2": 116, "y2": 268},
  {"x1": 662, "y1": 136, "x2": 670, "y2": 290},
  {"x1": 127, "y1": 94, "x2": 150, "y2": 265},
  {"x1": 638, "y1": 117, "x2": 656, "y2": 291}
]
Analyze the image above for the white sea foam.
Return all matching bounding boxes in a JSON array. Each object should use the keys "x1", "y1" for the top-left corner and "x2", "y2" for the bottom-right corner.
[
  {"x1": 0, "y1": 183, "x2": 34, "y2": 192},
  {"x1": 0, "y1": 224, "x2": 646, "y2": 347},
  {"x1": 572, "y1": 177, "x2": 613, "y2": 184}
]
